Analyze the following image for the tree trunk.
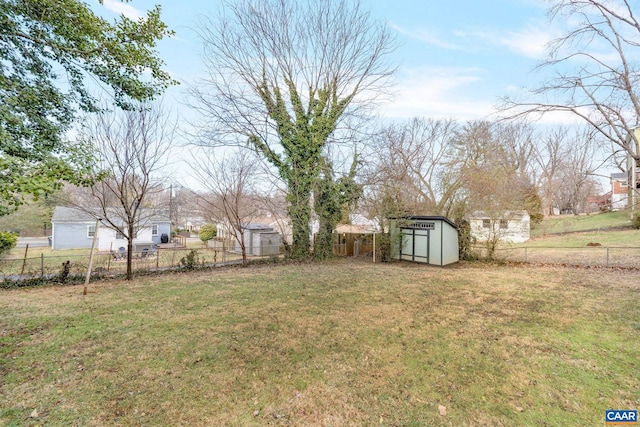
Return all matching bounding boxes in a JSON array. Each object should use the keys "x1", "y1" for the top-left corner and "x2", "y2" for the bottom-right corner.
[
  {"x1": 313, "y1": 214, "x2": 335, "y2": 260},
  {"x1": 126, "y1": 223, "x2": 134, "y2": 280},
  {"x1": 286, "y1": 183, "x2": 312, "y2": 260}
]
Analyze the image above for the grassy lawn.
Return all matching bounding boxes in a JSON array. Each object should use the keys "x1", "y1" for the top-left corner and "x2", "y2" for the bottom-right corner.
[
  {"x1": 493, "y1": 212, "x2": 640, "y2": 267},
  {"x1": 1, "y1": 260, "x2": 638, "y2": 426},
  {"x1": 531, "y1": 211, "x2": 632, "y2": 237},
  {"x1": 523, "y1": 229, "x2": 640, "y2": 248}
]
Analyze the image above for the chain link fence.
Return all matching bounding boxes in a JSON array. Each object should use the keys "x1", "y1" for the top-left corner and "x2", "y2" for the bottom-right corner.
[
  {"x1": 473, "y1": 245, "x2": 640, "y2": 268},
  {"x1": 0, "y1": 244, "x2": 283, "y2": 286}
]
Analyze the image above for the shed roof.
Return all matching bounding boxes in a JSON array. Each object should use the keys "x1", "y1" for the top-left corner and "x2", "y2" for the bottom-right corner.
[
  {"x1": 335, "y1": 224, "x2": 379, "y2": 234},
  {"x1": 241, "y1": 223, "x2": 274, "y2": 231},
  {"x1": 392, "y1": 215, "x2": 458, "y2": 229}
]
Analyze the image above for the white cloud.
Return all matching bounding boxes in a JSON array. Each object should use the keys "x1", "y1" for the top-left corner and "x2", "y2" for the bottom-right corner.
[
  {"x1": 390, "y1": 23, "x2": 462, "y2": 50},
  {"x1": 470, "y1": 24, "x2": 558, "y2": 60},
  {"x1": 380, "y1": 66, "x2": 496, "y2": 120},
  {"x1": 101, "y1": 0, "x2": 143, "y2": 20}
]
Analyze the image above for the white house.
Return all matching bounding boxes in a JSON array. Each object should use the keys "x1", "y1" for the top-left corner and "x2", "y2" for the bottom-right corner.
[
  {"x1": 609, "y1": 127, "x2": 640, "y2": 212},
  {"x1": 626, "y1": 127, "x2": 640, "y2": 210},
  {"x1": 610, "y1": 172, "x2": 628, "y2": 211},
  {"x1": 51, "y1": 206, "x2": 171, "y2": 252},
  {"x1": 469, "y1": 210, "x2": 530, "y2": 243}
]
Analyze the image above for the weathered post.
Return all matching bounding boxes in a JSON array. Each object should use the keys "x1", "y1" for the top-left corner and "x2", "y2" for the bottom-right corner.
[
  {"x1": 84, "y1": 218, "x2": 100, "y2": 295},
  {"x1": 20, "y1": 244, "x2": 29, "y2": 275}
]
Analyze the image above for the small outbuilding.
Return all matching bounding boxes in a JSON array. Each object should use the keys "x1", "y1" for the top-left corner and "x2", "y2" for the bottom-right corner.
[
  {"x1": 390, "y1": 216, "x2": 459, "y2": 266},
  {"x1": 234, "y1": 223, "x2": 282, "y2": 256}
]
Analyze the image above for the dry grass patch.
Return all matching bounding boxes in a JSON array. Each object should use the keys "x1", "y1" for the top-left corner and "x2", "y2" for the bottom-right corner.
[{"x1": 1, "y1": 260, "x2": 638, "y2": 426}]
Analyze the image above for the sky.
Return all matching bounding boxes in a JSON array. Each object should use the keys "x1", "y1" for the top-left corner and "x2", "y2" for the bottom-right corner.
[
  {"x1": 93, "y1": 0, "x2": 609, "y2": 187},
  {"x1": 97, "y1": 0, "x2": 555, "y2": 121}
]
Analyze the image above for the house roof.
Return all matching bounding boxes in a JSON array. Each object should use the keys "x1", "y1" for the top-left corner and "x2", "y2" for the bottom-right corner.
[
  {"x1": 52, "y1": 206, "x2": 96, "y2": 223},
  {"x1": 349, "y1": 213, "x2": 377, "y2": 227},
  {"x1": 52, "y1": 206, "x2": 170, "y2": 224},
  {"x1": 611, "y1": 172, "x2": 627, "y2": 180},
  {"x1": 469, "y1": 210, "x2": 530, "y2": 220}
]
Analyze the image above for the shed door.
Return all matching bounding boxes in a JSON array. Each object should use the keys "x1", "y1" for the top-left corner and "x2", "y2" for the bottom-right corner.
[{"x1": 400, "y1": 228, "x2": 430, "y2": 263}]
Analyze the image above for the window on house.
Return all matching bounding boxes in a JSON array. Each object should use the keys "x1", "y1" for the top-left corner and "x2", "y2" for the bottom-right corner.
[
  {"x1": 116, "y1": 230, "x2": 124, "y2": 240},
  {"x1": 87, "y1": 225, "x2": 95, "y2": 238},
  {"x1": 152, "y1": 224, "x2": 158, "y2": 236},
  {"x1": 499, "y1": 219, "x2": 508, "y2": 229},
  {"x1": 482, "y1": 219, "x2": 491, "y2": 228}
]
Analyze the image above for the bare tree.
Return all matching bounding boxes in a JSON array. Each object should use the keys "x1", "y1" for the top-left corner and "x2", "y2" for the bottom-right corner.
[
  {"x1": 452, "y1": 121, "x2": 540, "y2": 259},
  {"x1": 364, "y1": 118, "x2": 463, "y2": 218},
  {"x1": 555, "y1": 131, "x2": 603, "y2": 214},
  {"x1": 77, "y1": 103, "x2": 174, "y2": 280},
  {"x1": 192, "y1": 150, "x2": 264, "y2": 267},
  {"x1": 532, "y1": 127, "x2": 570, "y2": 216},
  {"x1": 500, "y1": 0, "x2": 640, "y2": 211},
  {"x1": 189, "y1": 0, "x2": 396, "y2": 259}
]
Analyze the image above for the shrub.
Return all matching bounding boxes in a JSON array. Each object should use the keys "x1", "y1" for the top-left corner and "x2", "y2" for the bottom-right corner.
[
  {"x1": 199, "y1": 223, "x2": 217, "y2": 242},
  {"x1": 375, "y1": 233, "x2": 395, "y2": 262},
  {"x1": 180, "y1": 250, "x2": 200, "y2": 270},
  {"x1": 633, "y1": 212, "x2": 640, "y2": 229},
  {"x1": 455, "y1": 218, "x2": 475, "y2": 261},
  {"x1": 0, "y1": 231, "x2": 17, "y2": 255}
]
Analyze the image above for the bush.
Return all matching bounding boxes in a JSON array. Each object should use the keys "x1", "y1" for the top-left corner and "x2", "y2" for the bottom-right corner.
[
  {"x1": 199, "y1": 223, "x2": 217, "y2": 242},
  {"x1": 376, "y1": 233, "x2": 393, "y2": 262},
  {"x1": 633, "y1": 212, "x2": 640, "y2": 229},
  {"x1": 180, "y1": 249, "x2": 200, "y2": 270},
  {"x1": 455, "y1": 219, "x2": 474, "y2": 260},
  {"x1": 0, "y1": 231, "x2": 17, "y2": 255}
]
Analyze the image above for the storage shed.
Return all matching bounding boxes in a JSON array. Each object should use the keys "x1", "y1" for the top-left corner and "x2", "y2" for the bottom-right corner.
[
  {"x1": 390, "y1": 216, "x2": 459, "y2": 266},
  {"x1": 234, "y1": 223, "x2": 282, "y2": 256}
]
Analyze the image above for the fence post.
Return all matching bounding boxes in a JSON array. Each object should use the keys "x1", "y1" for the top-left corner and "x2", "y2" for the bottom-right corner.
[
  {"x1": 41, "y1": 253, "x2": 44, "y2": 278},
  {"x1": 156, "y1": 250, "x2": 160, "y2": 269},
  {"x1": 373, "y1": 233, "x2": 376, "y2": 263},
  {"x1": 606, "y1": 247, "x2": 609, "y2": 267},
  {"x1": 107, "y1": 242, "x2": 112, "y2": 272},
  {"x1": 20, "y1": 244, "x2": 29, "y2": 275},
  {"x1": 525, "y1": 247, "x2": 528, "y2": 263}
]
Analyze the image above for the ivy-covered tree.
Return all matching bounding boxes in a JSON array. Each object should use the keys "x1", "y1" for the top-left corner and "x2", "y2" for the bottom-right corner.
[
  {"x1": 0, "y1": 0, "x2": 176, "y2": 215},
  {"x1": 191, "y1": 0, "x2": 395, "y2": 259},
  {"x1": 313, "y1": 156, "x2": 362, "y2": 260}
]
